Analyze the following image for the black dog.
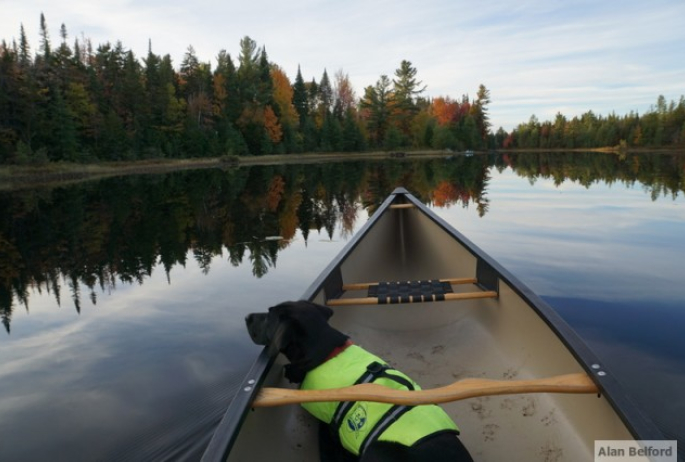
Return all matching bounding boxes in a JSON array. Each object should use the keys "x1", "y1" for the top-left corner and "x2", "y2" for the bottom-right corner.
[{"x1": 246, "y1": 300, "x2": 473, "y2": 462}]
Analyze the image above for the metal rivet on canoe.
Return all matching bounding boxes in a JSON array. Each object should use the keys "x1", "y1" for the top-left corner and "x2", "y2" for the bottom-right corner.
[
  {"x1": 597, "y1": 371, "x2": 607, "y2": 377},
  {"x1": 591, "y1": 364, "x2": 601, "y2": 369},
  {"x1": 248, "y1": 379, "x2": 256, "y2": 385},
  {"x1": 244, "y1": 386, "x2": 253, "y2": 392}
]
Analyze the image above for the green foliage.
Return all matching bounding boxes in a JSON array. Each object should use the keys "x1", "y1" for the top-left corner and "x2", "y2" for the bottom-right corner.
[
  {"x1": 292, "y1": 66, "x2": 308, "y2": 127},
  {"x1": 0, "y1": 15, "x2": 682, "y2": 166},
  {"x1": 342, "y1": 109, "x2": 366, "y2": 152},
  {"x1": 2, "y1": 152, "x2": 683, "y2": 326},
  {"x1": 13, "y1": 141, "x2": 48, "y2": 165},
  {"x1": 432, "y1": 125, "x2": 459, "y2": 151},
  {"x1": 383, "y1": 125, "x2": 404, "y2": 150},
  {"x1": 360, "y1": 75, "x2": 392, "y2": 147},
  {"x1": 501, "y1": 95, "x2": 685, "y2": 149}
]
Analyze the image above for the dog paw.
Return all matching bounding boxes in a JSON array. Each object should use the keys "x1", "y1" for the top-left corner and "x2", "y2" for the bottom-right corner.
[
  {"x1": 502, "y1": 368, "x2": 518, "y2": 379},
  {"x1": 431, "y1": 344, "x2": 445, "y2": 355},
  {"x1": 522, "y1": 398, "x2": 537, "y2": 417},
  {"x1": 540, "y1": 443, "x2": 563, "y2": 462},
  {"x1": 482, "y1": 423, "x2": 499, "y2": 442}
]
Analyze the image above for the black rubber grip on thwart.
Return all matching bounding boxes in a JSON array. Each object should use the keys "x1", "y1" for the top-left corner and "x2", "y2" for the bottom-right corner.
[{"x1": 369, "y1": 280, "x2": 453, "y2": 304}]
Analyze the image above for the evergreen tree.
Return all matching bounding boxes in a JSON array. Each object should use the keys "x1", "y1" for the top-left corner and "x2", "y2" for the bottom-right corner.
[
  {"x1": 342, "y1": 109, "x2": 366, "y2": 152},
  {"x1": 237, "y1": 36, "x2": 259, "y2": 103},
  {"x1": 307, "y1": 77, "x2": 319, "y2": 115},
  {"x1": 2, "y1": 15, "x2": 685, "y2": 164},
  {"x1": 292, "y1": 66, "x2": 308, "y2": 127},
  {"x1": 49, "y1": 88, "x2": 79, "y2": 161},
  {"x1": 256, "y1": 48, "x2": 273, "y2": 106},
  {"x1": 319, "y1": 69, "x2": 333, "y2": 114},
  {"x1": 360, "y1": 75, "x2": 392, "y2": 147},
  {"x1": 472, "y1": 84, "x2": 491, "y2": 143},
  {"x1": 214, "y1": 49, "x2": 242, "y2": 153},
  {"x1": 39, "y1": 13, "x2": 51, "y2": 60},
  {"x1": 0, "y1": 44, "x2": 20, "y2": 162},
  {"x1": 392, "y1": 60, "x2": 425, "y2": 137},
  {"x1": 18, "y1": 25, "x2": 30, "y2": 68},
  {"x1": 320, "y1": 114, "x2": 342, "y2": 152},
  {"x1": 383, "y1": 124, "x2": 403, "y2": 150}
]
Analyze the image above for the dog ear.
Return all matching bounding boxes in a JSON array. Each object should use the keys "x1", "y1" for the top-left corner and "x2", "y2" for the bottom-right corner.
[
  {"x1": 269, "y1": 300, "x2": 336, "y2": 330},
  {"x1": 245, "y1": 312, "x2": 270, "y2": 345},
  {"x1": 312, "y1": 302, "x2": 334, "y2": 320},
  {"x1": 270, "y1": 318, "x2": 296, "y2": 353}
]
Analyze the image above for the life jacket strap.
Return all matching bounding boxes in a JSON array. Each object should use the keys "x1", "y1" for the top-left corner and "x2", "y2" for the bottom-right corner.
[
  {"x1": 358, "y1": 404, "x2": 412, "y2": 456},
  {"x1": 331, "y1": 361, "x2": 384, "y2": 431},
  {"x1": 331, "y1": 361, "x2": 417, "y2": 456}
]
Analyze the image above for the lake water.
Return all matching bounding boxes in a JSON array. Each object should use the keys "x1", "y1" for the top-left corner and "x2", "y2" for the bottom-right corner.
[{"x1": 0, "y1": 152, "x2": 683, "y2": 461}]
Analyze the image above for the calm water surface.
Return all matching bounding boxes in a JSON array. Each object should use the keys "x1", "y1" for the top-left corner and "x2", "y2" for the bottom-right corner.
[{"x1": 0, "y1": 153, "x2": 683, "y2": 460}]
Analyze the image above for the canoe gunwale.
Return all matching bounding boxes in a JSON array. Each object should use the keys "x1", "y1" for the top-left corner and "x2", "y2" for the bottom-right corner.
[
  {"x1": 305, "y1": 187, "x2": 663, "y2": 441},
  {"x1": 201, "y1": 348, "x2": 277, "y2": 461},
  {"x1": 389, "y1": 188, "x2": 662, "y2": 441},
  {"x1": 202, "y1": 187, "x2": 663, "y2": 461},
  {"x1": 201, "y1": 192, "x2": 403, "y2": 462}
]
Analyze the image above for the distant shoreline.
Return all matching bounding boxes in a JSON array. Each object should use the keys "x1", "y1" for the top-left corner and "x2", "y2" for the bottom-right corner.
[{"x1": 1, "y1": 147, "x2": 683, "y2": 191}]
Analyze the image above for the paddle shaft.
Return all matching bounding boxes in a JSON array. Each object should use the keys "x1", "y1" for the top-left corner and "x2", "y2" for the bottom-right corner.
[{"x1": 252, "y1": 373, "x2": 599, "y2": 407}]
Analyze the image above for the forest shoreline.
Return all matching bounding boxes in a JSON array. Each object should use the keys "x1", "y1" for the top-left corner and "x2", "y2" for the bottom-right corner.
[{"x1": 1, "y1": 147, "x2": 683, "y2": 191}]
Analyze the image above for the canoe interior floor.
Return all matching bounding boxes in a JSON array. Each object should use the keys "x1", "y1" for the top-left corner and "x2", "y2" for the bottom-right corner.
[
  {"x1": 227, "y1": 204, "x2": 636, "y2": 461},
  {"x1": 228, "y1": 297, "x2": 633, "y2": 462}
]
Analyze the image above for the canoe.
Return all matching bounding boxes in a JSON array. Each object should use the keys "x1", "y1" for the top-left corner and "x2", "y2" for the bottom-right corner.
[{"x1": 203, "y1": 187, "x2": 663, "y2": 461}]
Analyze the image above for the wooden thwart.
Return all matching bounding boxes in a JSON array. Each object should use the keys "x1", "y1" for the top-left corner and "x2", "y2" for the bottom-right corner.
[
  {"x1": 252, "y1": 373, "x2": 599, "y2": 407},
  {"x1": 342, "y1": 277, "x2": 477, "y2": 291},
  {"x1": 389, "y1": 203, "x2": 416, "y2": 209},
  {"x1": 327, "y1": 290, "x2": 497, "y2": 307}
]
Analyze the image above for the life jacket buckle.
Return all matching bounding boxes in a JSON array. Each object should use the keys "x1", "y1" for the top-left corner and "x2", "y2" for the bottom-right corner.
[{"x1": 366, "y1": 361, "x2": 387, "y2": 374}]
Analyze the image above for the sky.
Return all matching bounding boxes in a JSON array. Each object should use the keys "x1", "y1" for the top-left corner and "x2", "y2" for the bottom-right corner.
[{"x1": 2, "y1": 0, "x2": 684, "y2": 131}]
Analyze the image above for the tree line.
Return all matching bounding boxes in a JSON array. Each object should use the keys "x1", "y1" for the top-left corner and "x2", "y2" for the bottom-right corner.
[
  {"x1": 1, "y1": 15, "x2": 683, "y2": 165},
  {"x1": 0, "y1": 15, "x2": 494, "y2": 164},
  {"x1": 500, "y1": 97, "x2": 685, "y2": 150},
  {"x1": 3, "y1": 151, "x2": 683, "y2": 331},
  {"x1": 0, "y1": 156, "x2": 491, "y2": 330}
]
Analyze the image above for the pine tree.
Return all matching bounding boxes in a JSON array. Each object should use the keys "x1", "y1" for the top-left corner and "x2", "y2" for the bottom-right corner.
[
  {"x1": 39, "y1": 13, "x2": 51, "y2": 60},
  {"x1": 319, "y1": 69, "x2": 332, "y2": 114},
  {"x1": 393, "y1": 60, "x2": 425, "y2": 107},
  {"x1": 292, "y1": 66, "x2": 308, "y2": 127},
  {"x1": 472, "y1": 84, "x2": 491, "y2": 142},
  {"x1": 360, "y1": 75, "x2": 392, "y2": 147},
  {"x1": 237, "y1": 36, "x2": 259, "y2": 103},
  {"x1": 307, "y1": 77, "x2": 319, "y2": 121},
  {"x1": 342, "y1": 109, "x2": 365, "y2": 152},
  {"x1": 256, "y1": 48, "x2": 273, "y2": 106},
  {"x1": 18, "y1": 25, "x2": 30, "y2": 68},
  {"x1": 214, "y1": 49, "x2": 240, "y2": 122}
]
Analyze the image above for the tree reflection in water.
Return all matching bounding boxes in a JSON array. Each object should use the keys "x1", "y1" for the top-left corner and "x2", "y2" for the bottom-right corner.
[{"x1": 1, "y1": 152, "x2": 683, "y2": 332}]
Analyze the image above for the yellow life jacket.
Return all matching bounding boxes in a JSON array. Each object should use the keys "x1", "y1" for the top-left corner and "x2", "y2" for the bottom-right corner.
[{"x1": 301, "y1": 345, "x2": 458, "y2": 456}]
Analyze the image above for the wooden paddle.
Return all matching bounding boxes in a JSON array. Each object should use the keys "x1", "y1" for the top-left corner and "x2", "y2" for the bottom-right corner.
[{"x1": 252, "y1": 372, "x2": 599, "y2": 407}]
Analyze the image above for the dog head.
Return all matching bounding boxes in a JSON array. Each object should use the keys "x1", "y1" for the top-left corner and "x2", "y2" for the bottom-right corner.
[{"x1": 245, "y1": 300, "x2": 349, "y2": 383}]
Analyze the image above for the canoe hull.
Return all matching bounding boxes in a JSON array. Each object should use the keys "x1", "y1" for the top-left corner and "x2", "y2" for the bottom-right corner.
[{"x1": 209, "y1": 188, "x2": 661, "y2": 462}]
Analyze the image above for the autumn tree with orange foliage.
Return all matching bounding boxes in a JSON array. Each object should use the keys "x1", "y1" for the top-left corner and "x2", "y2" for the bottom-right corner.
[
  {"x1": 431, "y1": 181, "x2": 461, "y2": 207},
  {"x1": 0, "y1": 15, "x2": 514, "y2": 162},
  {"x1": 270, "y1": 66, "x2": 298, "y2": 128},
  {"x1": 263, "y1": 105, "x2": 282, "y2": 143},
  {"x1": 432, "y1": 97, "x2": 459, "y2": 126}
]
